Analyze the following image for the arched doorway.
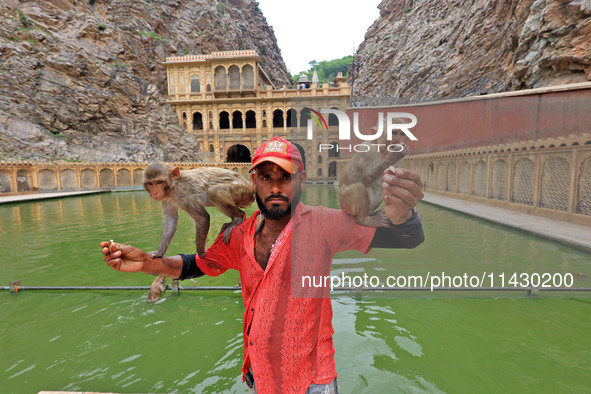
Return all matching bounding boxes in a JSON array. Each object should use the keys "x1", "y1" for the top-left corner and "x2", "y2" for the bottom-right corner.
[
  {"x1": 226, "y1": 144, "x2": 252, "y2": 163},
  {"x1": 293, "y1": 143, "x2": 306, "y2": 170}
]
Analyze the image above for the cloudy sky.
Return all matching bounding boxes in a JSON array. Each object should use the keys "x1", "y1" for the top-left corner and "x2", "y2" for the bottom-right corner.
[{"x1": 256, "y1": 0, "x2": 382, "y2": 74}]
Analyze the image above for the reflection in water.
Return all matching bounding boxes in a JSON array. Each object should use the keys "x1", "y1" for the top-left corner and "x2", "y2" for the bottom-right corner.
[
  {"x1": 11, "y1": 204, "x2": 21, "y2": 226},
  {"x1": 333, "y1": 297, "x2": 444, "y2": 393},
  {"x1": 31, "y1": 202, "x2": 43, "y2": 225},
  {"x1": 1, "y1": 188, "x2": 591, "y2": 393}
]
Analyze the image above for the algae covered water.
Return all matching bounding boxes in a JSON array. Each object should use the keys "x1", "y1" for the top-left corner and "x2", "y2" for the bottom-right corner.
[{"x1": 1, "y1": 187, "x2": 590, "y2": 393}]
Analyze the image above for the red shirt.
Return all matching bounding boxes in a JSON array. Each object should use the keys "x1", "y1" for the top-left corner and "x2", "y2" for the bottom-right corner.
[{"x1": 195, "y1": 202, "x2": 375, "y2": 393}]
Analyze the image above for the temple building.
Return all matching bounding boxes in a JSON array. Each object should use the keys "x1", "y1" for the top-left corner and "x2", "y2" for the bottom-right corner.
[{"x1": 163, "y1": 50, "x2": 351, "y2": 179}]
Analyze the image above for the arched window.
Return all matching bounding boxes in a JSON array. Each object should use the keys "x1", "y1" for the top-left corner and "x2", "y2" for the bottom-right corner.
[
  {"x1": 328, "y1": 141, "x2": 339, "y2": 158},
  {"x1": 328, "y1": 161, "x2": 337, "y2": 177},
  {"x1": 300, "y1": 107, "x2": 311, "y2": 129},
  {"x1": 245, "y1": 110, "x2": 256, "y2": 128},
  {"x1": 293, "y1": 143, "x2": 306, "y2": 170},
  {"x1": 232, "y1": 111, "x2": 243, "y2": 129},
  {"x1": 16, "y1": 169, "x2": 30, "y2": 191},
  {"x1": 209, "y1": 144, "x2": 214, "y2": 153},
  {"x1": 286, "y1": 109, "x2": 297, "y2": 128},
  {"x1": 179, "y1": 75, "x2": 185, "y2": 93},
  {"x1": 273, "y1": 109, "x2": 284, "y2": 128},
  {"x1": 243, "y1": 64, "x2": 254, "y2": 89},
  {"x1": 0, "y1": 170, "x2": 11, "y2": 192},
  {"x1": 193, "y1": 112, "x2": 203, "y2": 130},
  {"x1": 219, "y1": 111, "x2": 230, "y2": 129},
  {"x1": 215, "y1": 66, "x2": 226, "y2": 90},
  {"x1": 169, "y1": 76, "x2": 175, "y2": 94},
  {"x1": 229, "y1": 65, "x2": 240, "y2": 90},
  {"x1": 190, "y1": 75, "x2": 201, "y2": 93},
  {"x1": 328, "y1": 107, "x2": 339, "y2": 126}
]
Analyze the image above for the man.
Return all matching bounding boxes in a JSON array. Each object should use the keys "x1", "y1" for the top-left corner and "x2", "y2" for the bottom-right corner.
[{"x1": 101, "y1": 136, "x2": 424, "y2": 393}]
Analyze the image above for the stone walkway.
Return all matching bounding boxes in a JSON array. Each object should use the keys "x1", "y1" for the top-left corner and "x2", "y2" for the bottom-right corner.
[
  {"x1": 0, "y1": 190, "x2": 108, "y2": 204},
  {"x1": 422, "y1": 193, "x2": 591, "y2": 251}
]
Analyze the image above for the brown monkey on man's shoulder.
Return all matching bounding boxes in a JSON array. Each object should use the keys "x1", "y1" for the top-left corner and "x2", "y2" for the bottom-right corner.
[
  {"x1": 143, "y1": 162, "x2": 254, "y2": 297},
  {"x1": 143, "y1": 162, "x2": 254, "y2": 256},
  {"x1": 338, "y1": 131, "x2": 408, "y2": 227}
]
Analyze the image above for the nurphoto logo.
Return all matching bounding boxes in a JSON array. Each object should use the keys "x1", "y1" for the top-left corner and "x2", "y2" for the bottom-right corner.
[{"x1": 304, "y1": 108, "x2": 418, "y2": 153}]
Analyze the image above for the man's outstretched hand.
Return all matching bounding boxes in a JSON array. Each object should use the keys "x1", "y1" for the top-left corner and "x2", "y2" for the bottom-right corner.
[{"x1": 101, "y1": 241, "x2": 148, "y2": 273}]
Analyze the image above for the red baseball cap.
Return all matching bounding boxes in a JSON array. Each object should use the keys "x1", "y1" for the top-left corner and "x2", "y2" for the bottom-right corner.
[{"x1": 249, "y1": 136, "x2": 304, "y2": 174}]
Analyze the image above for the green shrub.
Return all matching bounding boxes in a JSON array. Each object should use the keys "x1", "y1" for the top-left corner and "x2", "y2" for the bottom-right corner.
[
  {"x1": 17, "y1": 10, "x2": 31, "y2": 27},
  {"x1": 140, "y1": 30, "x2": 163, "y2": 41},
  {"x1": 216, "y1": 3, "x2": 229, "y2": 14}
]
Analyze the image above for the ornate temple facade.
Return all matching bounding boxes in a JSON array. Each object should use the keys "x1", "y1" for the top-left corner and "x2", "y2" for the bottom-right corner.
[{"x1": 163, "y1": 50, "x2": 351, "y2": 180}]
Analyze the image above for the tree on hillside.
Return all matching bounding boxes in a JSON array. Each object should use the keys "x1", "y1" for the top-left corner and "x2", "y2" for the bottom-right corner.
[{"x1": 293, "y1": 55, "x2": 353, "y2": 85}]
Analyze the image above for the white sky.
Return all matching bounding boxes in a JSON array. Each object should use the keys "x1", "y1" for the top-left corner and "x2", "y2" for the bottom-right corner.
[{"x1": 255, "y1": 0, "x2": 382, "y2": 75}]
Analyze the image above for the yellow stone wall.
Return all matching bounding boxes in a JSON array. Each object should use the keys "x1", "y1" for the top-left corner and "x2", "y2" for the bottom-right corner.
[
  {"x1": 401, "y1": 136, "x2": 591, "y2": 225},
  {"x1": 0, "y1": 162, "x2": 250, "y2": 194},
  {"x1": 164, "y1": 51, "x2": 351, "y2": 179}
]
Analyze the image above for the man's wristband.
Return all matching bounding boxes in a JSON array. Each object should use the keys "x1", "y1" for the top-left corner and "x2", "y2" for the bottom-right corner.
[
  {"x1": 176, "y1": 254, "x2": 206, "y2": 280},
  {"x1": 370, "y1": 208, "x2": 424, "y2": 249}
]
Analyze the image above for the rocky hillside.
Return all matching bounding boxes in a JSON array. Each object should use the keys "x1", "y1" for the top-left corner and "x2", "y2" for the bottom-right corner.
[
  {"x1": 353, "y1": 0, "x2": 591, "y2": 105},
  {"x1": 0, "y1": 0, "x2": 290, "y2": 162}
]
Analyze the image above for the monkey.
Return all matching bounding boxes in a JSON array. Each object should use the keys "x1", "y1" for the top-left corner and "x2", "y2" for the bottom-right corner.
[
  {"x1": 338, "y1": 129, "x2": 408, "y2": 227},
  {"x1": 148, "y1": 275, "x2": 167, "y2": 301},
  {"x1": 143, "y1": 162, "x2": 255, "y2": 297}
]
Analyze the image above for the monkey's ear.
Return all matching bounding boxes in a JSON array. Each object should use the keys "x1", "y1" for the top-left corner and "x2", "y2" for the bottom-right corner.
[{"x1": 171, "y1": 167, "x2": 181, "y2": 179}]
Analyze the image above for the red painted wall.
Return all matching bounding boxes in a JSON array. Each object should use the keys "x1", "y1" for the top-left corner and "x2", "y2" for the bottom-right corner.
[{"x1": 344, "y1": 86, "x2": 591, "y2": 157}]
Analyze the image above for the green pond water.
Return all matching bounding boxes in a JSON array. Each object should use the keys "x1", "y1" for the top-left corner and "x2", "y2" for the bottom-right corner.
[{"x1": 1, "y1": 186, "x2": 591, "y2": 393}]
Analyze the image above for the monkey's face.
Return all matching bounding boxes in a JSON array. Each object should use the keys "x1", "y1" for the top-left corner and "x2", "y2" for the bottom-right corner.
[{"x1": 144, "y1": 179, "x2": 168, "y2": 201}]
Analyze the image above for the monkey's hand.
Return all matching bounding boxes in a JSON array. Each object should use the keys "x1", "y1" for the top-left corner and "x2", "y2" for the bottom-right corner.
[
  {"x1": 101, "y1": 241, "x2": 148, "y2": 273},
  {"x1": 382, "y1": 167, "x2": 424, "y2": 225},
  {"x1": 147, "y1": 251, "x2": 163, "y2": 258}
]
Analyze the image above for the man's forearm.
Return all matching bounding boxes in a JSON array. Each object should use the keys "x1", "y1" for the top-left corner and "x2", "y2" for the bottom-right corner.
[
  {"x1": 141, "y1": 255, "x2": 184, "y2": 278},
  {"x1": 370, "y1": 209, "x2": 424, "y2": 249}
]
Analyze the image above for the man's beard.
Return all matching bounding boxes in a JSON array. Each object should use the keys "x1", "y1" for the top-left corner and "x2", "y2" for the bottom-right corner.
[{"x1": 256, "y1": 191, "x2": 302, "y2": 220}]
